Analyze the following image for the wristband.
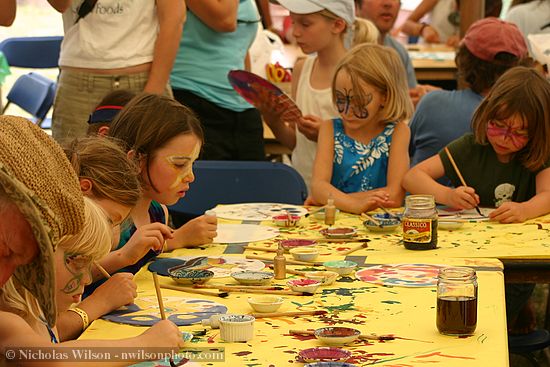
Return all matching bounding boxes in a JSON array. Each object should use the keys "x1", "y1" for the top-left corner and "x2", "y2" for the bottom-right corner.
[{"x1": 68, "y1": 307, "x2": 89, "y2": 330}]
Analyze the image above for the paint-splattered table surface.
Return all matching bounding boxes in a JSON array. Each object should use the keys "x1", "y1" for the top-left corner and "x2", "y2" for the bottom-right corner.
[
  {"x1": 209, "y1": 207, "x2": 550, "y2": 261},
  {"x1": 81, "y1": 253, "x2": 507, "y2": 367}
]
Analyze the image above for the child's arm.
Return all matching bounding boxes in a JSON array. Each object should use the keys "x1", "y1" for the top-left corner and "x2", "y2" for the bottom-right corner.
[
  {"x1": 489, "y1": 167, "x2": 550, "y2": 223},
  {"x1": 261, "y1": 58, "x2": 306, "y2": 150},
  {"x1": 56, "y1": 273, "x2": 137, "y2": 341},
  {"x1": 383, "y1": 122, "x2": 410, "y2": 207},
  {"x1": 93, "y1": 223, "x2": 173, "y2": 276},
  {"x1": 1, "y1": 311, "x2": 185, "y2": 366},
  {"x1": 402, "y1": 154, "x2": 480, "y2": 209},
  {"x1": 311, "y1": 120, "x2": 389, "y2": 214},
  {"x1": 167, "y1": 214, "x2": 218, "y2": 249}
]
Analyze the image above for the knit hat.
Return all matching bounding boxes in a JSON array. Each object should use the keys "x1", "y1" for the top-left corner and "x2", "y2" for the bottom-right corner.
[
  {"x1": 272, "y1": 0, "x2": 355, "y2": 47},
  {"x1": 0, "y1": 116, "x2": 85, "y2": 327},
  {"x1": 462, "y1": 17, "x2": 528, "y2": 62}
]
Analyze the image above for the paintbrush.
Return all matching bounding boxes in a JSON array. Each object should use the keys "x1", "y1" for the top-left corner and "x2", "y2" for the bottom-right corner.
[
  {"x1": 267, "y1": 265, "x2": 307, "y2": 276},
  {"x1": 360, "y1": 213, "x2": 382, "y2": 227},
  {"x1": 194, "y1": 284, "x2": 285, "y2": 291},
  {"x1": 250, "y1": 310, "x2": 327, "y2": 318},
  {"x1": 160, "y1": 284, "x2": 229, "y2": 298},
  {"x1": 289, "y1": 329, "x2": 395, "y2": 341},
  {"x1": 339, "y1": 243, "x2": 369, "y2": 255},
  {"x1": 94, "y1": 261, "x2": 111, "y2": 279},
  {"x1": 444, "y1": 147, "x2": 483, "y2": 217},
  {"x1": 246, "y1": 254, "x2": 323, "y2": 266},
  {"x1": 244, "y1": 245, "x2": 278, "y2": 253},
  {"x1": 210, "y1": 287, "x2": 313, "y2": 296},
  {"x1": 380, "y1": 206, "x2": 401, "y2": 221},
  {"x1": 304, "y1": 205, "x2": 326, "y2": 218},
  {"x1": 152, "y1": 273, "x2": 178, "y2": 367}
]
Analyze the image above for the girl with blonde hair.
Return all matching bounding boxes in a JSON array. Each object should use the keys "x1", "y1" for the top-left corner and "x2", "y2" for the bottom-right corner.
[
  {"x1": 311, "y1": 43, "x2": 413, "y2": 214},
  {"x1": 261, "y1": 0, "x2": 378, "y2": 190}
]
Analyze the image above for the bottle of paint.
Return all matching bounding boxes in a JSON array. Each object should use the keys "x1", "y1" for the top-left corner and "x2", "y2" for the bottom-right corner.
[
  {"x1": 273, "y1": 244, "x2": 286, "y2": 280},
  {"x1": 324, "y1": 194, "x2": 336, "y2": 226}
]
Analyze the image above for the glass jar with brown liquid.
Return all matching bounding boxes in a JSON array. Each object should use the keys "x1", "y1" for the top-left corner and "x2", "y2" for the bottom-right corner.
[
  {"x1": 436, "y1": 267, "x2": 478, "y2": 336},
  {"x1": 402, "y1": 195, "x2": 438, "y2": 250}
]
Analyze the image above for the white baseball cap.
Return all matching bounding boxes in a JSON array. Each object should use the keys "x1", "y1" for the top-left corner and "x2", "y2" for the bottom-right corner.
[{"x1": 272, "y1": 0, "x2": 355, "y2": 27}]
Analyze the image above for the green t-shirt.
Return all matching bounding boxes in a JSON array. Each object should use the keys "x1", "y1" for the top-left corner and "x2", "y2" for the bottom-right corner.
[{"x1": 438, "y1": 134, "x2": 543, "y2": 208}]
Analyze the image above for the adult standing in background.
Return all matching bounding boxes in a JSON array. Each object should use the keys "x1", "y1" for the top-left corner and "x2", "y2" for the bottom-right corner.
[
  {"x1": 355, "y1": 0, "x2": 417, "y2": 90},
  {"x1": 171, "y1": 0, "x2": 265, "y2": 161},
  {"x1": 51, "y1": 0, "x2": 185, "y2": 144},
  {"x1": 506, "y1": 0, "x2": 550, "y2": 53},
  {"x1": 0, "y1": 0, "x2": 70, "y2": 26}
]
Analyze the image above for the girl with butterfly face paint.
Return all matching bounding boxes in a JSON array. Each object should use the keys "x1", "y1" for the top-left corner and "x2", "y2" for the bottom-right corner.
[{"x1": 311, "y1": 44, "x2": 413, "y2": 214}]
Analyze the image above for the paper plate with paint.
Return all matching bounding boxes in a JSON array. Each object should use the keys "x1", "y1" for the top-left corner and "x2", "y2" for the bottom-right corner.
[
  {"x1": 213, "y1": 223, "x2": 279, "y2": 244},
  {"x1": 355, "y1": 263, "x2": 444, "y2": 287},
  {"x1": 211, "y1": 202, "x2": 308, "y2": 221},
  {"x1": 102, "y1": 296, "x2": 228, "y2": 326},
  {"x1": 228, "y1": 69, "x2": 302, "y2": 126},
  {"x1": 149, "y1": 256, "x2": 266, "y2": 278}
]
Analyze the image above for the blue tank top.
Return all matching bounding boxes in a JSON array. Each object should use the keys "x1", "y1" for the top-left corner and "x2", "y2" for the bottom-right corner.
[
  {"x1": 83, "y1": 201, "x2": 166, "y2": 298},
  {"x1": 331, "y1": 118, "x2": 396, "y2": 193}
]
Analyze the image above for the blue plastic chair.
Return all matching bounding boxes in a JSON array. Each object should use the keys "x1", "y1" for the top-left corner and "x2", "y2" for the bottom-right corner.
[
  {"x1": 2, "y1": 73, "x2": 56, "y2": 127},
  {"x1": 168, "y1": 161, "x2": 308, "y2": 221},
  {"x1": 0, "y1": 37, "x2": 62, "y2": 128},
  {"x1": 0, "y1": 36, "x2": 62, "y2": 68}
]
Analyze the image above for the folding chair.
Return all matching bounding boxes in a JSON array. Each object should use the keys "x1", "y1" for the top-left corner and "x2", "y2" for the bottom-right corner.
[
  {"x1": 0, "y1": 37, "x2": 62, "y2": 128},
  {"x1": 168, "y1": 161, "x2": 308, "y2": 223},
  {"x1": 2, "y1": 73, "x2": 56, "y2": 128},
  {"x1": 0, "y1": 36, "x2": 62, "y2": 68}
]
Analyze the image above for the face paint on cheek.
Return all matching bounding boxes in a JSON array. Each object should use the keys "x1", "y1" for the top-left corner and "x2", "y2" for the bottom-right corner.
[
  {"x1": 62, "y1": 253, "x2": 89, "y2": 294},
  {"x1": 166, "y1": 143, "x2": 201, "y2": 189},
  {"x1": 61, "y1": 275, "x2": 82, "y2": 294}
]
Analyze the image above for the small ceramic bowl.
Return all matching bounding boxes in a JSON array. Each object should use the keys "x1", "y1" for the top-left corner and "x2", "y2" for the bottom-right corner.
[
  {"x1": 231, "y1": 271, "x2": 274, "y2": 286},
  {"x1": 287, "y1": 278, "x2": 321, "y2": 293},
  {"x1": 304, "y1": 362, "x2": 358, "y2": 367},
  {"x1": 363, "y1": 214, "x2": 400, "y2": 233},
  {"x1": 168, "y1": 268, "x2": 214, "y2": 285},
  {"x1": 304, "y1": 271, "x2": 339, "y2": 286},
  {"x1": 272, "y1": 214, "x2": 301, "y2": 227},
  {"x1": 298, "y1": 347, "x2": 352, "y2": 363},
  {"x1": 280, "y1": 239, "x2": 317, "y2": 252},
  {"x1": 289, "y1": 247, "x2": 320, "y2": 261},
  {"x1": 218, "y1": 314, "x2": 255, "y2": 342},
  {"x1": 438, "y1": 220, "x2": 465, "y2": 230},
  {"x1": 323, "y1": 260, "x2": 357, "y2": 276},
  {"x1": 312, "y1": 208, "x2": 340, "y2": 220},
  {"x1": 314, "y1": 327, "x2": 361, "y2": 345},
  {"x1": 247, "y1": 295, "x2": 284, "y2": 313},
  {"x1": 320, "y1": 227, "x2": 357, "y2": 239}
]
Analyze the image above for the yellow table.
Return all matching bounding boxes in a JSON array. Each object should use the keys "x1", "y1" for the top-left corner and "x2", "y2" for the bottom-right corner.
[
  {"x1": 81, "y1": 248, "x2": 508, "y2": 366},
  {"x1": 232, "y1": 211, "x2": 550, "y2": 261}
]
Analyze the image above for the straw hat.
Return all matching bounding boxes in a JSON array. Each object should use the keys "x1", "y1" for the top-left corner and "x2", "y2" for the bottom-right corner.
[{"x1": 0, "y1": 116, "x2": 85, "y2": 326}]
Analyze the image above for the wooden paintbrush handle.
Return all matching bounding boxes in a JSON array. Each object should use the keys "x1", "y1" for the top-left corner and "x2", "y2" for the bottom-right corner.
[
  {"x1": 340, "y1": 243, "x2": 368, "y2": 255},
  {"x1": 246, "y1": 254, "x2": 323, "y2": 267},
  {"x1": 160, "y1": 284, "x2": 222, "y2": 297},
  {"x1": 244, "y1": 245, "x2": 277, "y2": 253},
  {"x1": 252, "y1": 310, "x2": 327, "y2": 318}
]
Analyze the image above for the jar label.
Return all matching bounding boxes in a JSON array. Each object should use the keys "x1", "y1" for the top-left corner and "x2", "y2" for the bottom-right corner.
[{"x1": 403, "y1": 218, "x2": 432, "y2": 243}]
